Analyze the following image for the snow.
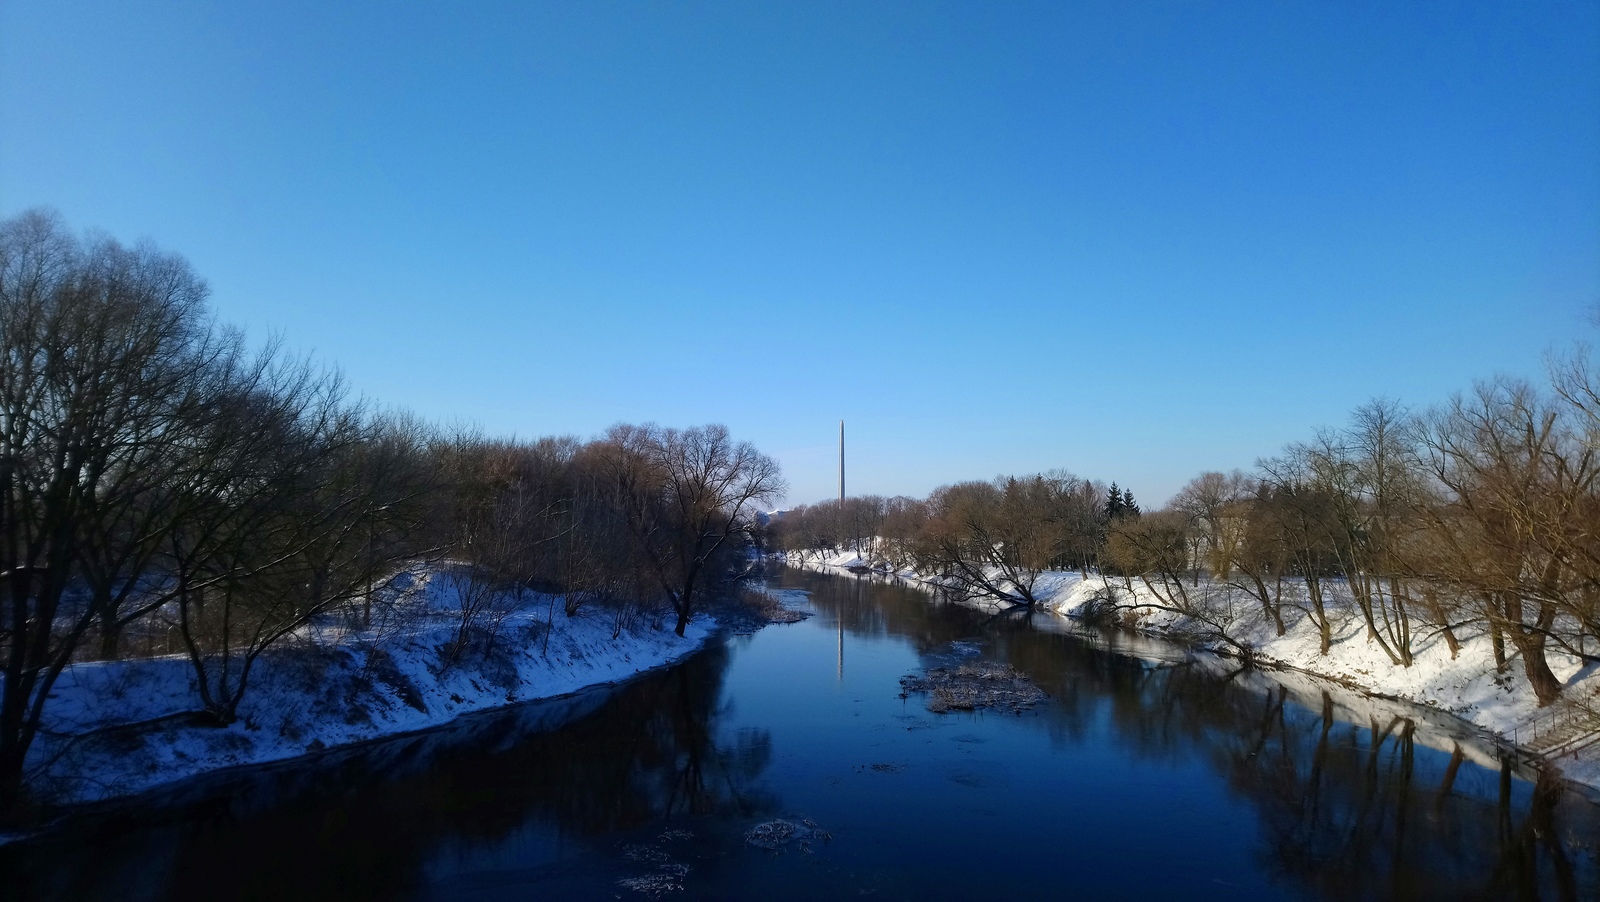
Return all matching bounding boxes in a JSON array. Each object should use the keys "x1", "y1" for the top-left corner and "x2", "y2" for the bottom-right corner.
[
  {"x1": 807, "y1": 548, "x2": 872, "y2": 570},
  {"x1": 24, "y1": 543, "x2": 1600, "y2": 814},
  {"x1": 22, "y1": 568, "x2": 714, "y2": 808},
  {"x1": 785, "y1": 548, "x2": 1600, "y2": 790}
]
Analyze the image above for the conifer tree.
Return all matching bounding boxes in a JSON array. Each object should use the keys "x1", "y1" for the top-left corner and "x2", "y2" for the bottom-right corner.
[{"x1": 1104, "y1": 482, "x2": 1125, "y2": 520}]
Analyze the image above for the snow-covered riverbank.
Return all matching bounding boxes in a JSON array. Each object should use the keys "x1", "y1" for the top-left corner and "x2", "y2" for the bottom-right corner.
[
  {"x1": 20, "y1": 569, "x2": 718, "y2": 811},
  {"x1": 785, "y1": 550, "x2": 1600, "y2": 789}
]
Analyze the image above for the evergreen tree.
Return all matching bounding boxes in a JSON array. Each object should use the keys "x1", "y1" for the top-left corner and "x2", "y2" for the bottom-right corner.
[
  {"x1": 1104, "y1": 482, "x2": 1125, "y2": 520},
  {"x1": 1122, "y1": 487, "x2": 1140, "y2": 518}
]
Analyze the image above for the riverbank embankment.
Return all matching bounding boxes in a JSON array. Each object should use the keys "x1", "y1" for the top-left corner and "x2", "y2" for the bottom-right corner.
[
  {"x1": 785, "y1": 549, "x2": 1600, "y2": 789},
  {"x1": 12, "y1": 568, "x2": 755, "y2": 814}
]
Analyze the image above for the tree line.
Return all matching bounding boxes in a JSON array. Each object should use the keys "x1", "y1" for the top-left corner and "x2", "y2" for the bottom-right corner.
[
  {"x1": 776, "y1": 364, "x2": 1600, "y2": 709},
  {"x1": 0, "y1": 210, "x2": 782, "y2": 812}
]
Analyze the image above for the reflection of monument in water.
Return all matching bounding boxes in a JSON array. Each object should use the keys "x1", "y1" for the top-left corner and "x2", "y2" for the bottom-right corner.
[
  {"x1": 833, "y1": 579, "x2": 869, "y2": 684},
  {"x1": 836, "y1": 578, "x2": 864, "y2": 683}
]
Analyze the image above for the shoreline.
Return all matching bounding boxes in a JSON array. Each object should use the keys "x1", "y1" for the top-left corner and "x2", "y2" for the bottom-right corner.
[
  {"x1": 3, "y1": 622, "x2": 740, "y2": 846},
  {"x1": 781, "y1": 552, "x2": 1600, "y2": 792},
  {"x1": 4, "y1": 569, "x2": 821, "y2": 840},
  {"x1": 15, "y1": 553, "x2": 1593, "y2": 836},
  {"x1": 7, "y1": 570, "x2": 771, "y2": 828}
]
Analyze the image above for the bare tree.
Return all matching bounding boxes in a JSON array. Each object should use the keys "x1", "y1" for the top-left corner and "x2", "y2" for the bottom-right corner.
[
  {"x1": 434, "y1": 435, "x2": 571, "y2": 662},
  {"x1": 1172, "y1": 470, "x2": 1249, "y2": 580},
  {"x1": 1419, "y1": 379, "x2": 1598, "y2": 706},
  {"x1": 913, "y1": 476, "x2": 1070, "y2": 607},
  {"x1": 1100, "y1": 509, "x2": 1255, "y2": 657},
  {"x1": 169, "y1": 355, "x2": 433, "y2": 725},
  {"x1": 1300, "y1": 400, "x2": 1425, "y2": 666},
  {"x1": 876, "y1": 495, "x2": 928, "y2": 570},
  {"x1": 1055, "y1": 477, "x2": 1106, "y2": 577},
  {"x1": 596, "y1": 424, "x2": 784, "y2": 636},
  {"x1": 1545, "y1": 343, "x2": 1600, "y2": 648},
  {"x1": 1257, "y1": 454, "x2": 1341, "y2": 655},
  {"x1": 1224, "y1": 478, "x2": 1290, "y2": 636},
  {"x1": 0, "y1": 211, "x2": 214, "y2": 806},
  {"x1": 1103, "y1": 509, "x2": 1197, "y2": 609}
]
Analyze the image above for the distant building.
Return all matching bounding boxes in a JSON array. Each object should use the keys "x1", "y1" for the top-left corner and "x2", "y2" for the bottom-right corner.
[{"x1": 757, "y1": 509, "x2": 794, "y2": 526}]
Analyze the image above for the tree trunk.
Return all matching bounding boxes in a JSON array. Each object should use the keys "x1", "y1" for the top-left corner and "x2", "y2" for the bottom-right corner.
[
  {"x1": 1307, "y1": 577, "x2": 1331, "y2": 655},
  {"x1": 1484, "y1": 593, "x2": 1508, "y2": 672},
  {"x1": 1505, "y1": 599, "x2": 1563, "y2": 706},
  {"x1": 0, "y1": 747, "x2": 25, "y2": 822},
  {"x1": 1440, "y1": 624, "x2": 1460, "y2": 659},
  {"x1": 97, "y1": 614, "x2": 123, "y2": 660}
]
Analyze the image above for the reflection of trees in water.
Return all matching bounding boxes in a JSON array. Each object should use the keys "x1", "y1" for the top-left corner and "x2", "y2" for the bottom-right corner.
[
  {"x1": 780, "y1": 569, "x2": 992, "y2": 656},
  {"x1": 0, "y1": 642, "x2": 772, "y2": 901},
  {"x1": 788, "y1": 568, "x2": 1597, "y2": 901},
  {"x1": 646, "y1": 658, "x2": 777, "y2": 822},
  {"x1": 1240, "y1": 695, "x2": 1585, "y2": 902},
  {"x1": 984, "y1": 613, "x2": 1598, "y2": 900}
]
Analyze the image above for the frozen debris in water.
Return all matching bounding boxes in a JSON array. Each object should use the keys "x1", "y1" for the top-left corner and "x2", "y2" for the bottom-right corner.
[
  {"x1": 618, "y1": 834, "x2": 692, "y2": 896},
  {"x1": 735, "y1": 587, "x2": 813, "y2": 627},
  {"x1": 900, "y1": 662, "x2": 1047, "y2": 714},
  {"x1": 745, "y1": 817, "x2": 832, "y2": 852},
  {"x1": 617, "y1": 865, "x2": 688, "y2": 898},
  {"x1": 746, "y1": 819, "x2": 794, "y2": 848},
  {"x1": 657, "y1": 828, "x2": 694, "y2": 842},
  {"x1": 622, "y1": 844, "x2": 671, "y2": 864}
]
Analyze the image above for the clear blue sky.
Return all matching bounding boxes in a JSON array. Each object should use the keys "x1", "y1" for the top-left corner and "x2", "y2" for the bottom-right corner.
[{"x1": 4, "y1": 1, "x2": 1597, "y2": 506}]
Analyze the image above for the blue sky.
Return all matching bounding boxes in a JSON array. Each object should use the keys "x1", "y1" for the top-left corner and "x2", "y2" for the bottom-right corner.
[{"x1": 3, "y1": 1, "x2": 1597, "y2": 506}]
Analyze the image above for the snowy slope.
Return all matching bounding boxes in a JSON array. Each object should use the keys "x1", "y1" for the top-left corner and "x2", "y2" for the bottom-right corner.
[
  {"x1": 23, "y1": 569, "x2": 713, "y2": 808},
  {"x1": 785, "y1": 549, "x2": 1600, "y2": 788}
]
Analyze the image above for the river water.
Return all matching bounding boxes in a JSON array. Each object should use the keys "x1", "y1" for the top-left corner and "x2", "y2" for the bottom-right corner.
[{"x1": 5, "y1": 566, "x2": 1599, "y2": 900}]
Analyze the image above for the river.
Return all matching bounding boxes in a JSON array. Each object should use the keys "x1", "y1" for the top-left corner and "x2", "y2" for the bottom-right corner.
[{"x1": 5, "y1": 565, "x2": 1598, "y2": 900}]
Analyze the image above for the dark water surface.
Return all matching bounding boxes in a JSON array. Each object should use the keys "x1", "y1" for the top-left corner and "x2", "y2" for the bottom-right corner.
[{"x1": 5, "y1": 566, "x2": 1599, "y2": 900}]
